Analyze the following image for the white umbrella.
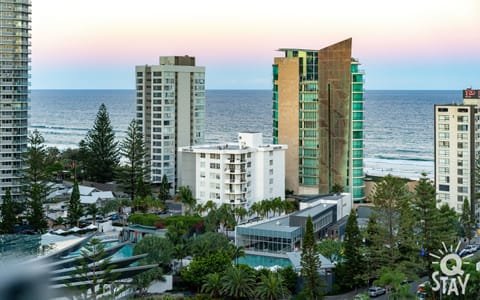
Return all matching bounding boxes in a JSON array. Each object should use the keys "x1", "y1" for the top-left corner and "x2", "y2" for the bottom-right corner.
[
  {"x1": 69, "y1": 226, "x2": 81, "y2": 232},
  {"x1": 85, "y1": 224, "x2": 98, "y2": 230}
]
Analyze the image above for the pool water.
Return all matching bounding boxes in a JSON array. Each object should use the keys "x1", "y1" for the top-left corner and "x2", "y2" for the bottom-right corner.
[
  {"x1": 111, "y1": 244, "x2": 133, "y2": 260},
  {"x1": 237, "y1": 254, "x2": 292, "y2": 268},
  {"x1": 63, "y1": 241, "x2": 133, "y2": 261}
]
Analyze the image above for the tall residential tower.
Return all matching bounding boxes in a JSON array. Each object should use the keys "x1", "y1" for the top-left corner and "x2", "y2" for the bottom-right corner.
[
  {"x1": 273, "y1": 38, "x2": 365, "y2": 202},
  {"x1": 0, "y1": 0, "x2": 31, "y2": 200},
  {"x1": 435, "y1": 88, "x2": 480, "y2": 224},
  {"x1": 136, "y1": 56, "x2": 205, "y2": 189}
]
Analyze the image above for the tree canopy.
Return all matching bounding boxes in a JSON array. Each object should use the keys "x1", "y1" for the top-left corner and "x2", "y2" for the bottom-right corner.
[{"x1": 80, "y1": 103, "x2": 119, "y2": 183}]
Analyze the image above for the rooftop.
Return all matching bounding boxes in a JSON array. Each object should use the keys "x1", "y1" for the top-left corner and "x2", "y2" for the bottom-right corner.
[
  {"x1": 251, "y1": 216, "x2": 300, "y2": 233},
  {"x1": 298, "y1": 193, "x2": 345, "y2": 204},
  {"x1": 293, "y1": 203, "x2": 336, "y2": 217}
]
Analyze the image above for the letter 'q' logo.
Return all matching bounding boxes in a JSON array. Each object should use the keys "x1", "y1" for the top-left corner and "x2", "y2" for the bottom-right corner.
[{"x1": 429, "y1": 242, "x2": 471, "y2": 296}]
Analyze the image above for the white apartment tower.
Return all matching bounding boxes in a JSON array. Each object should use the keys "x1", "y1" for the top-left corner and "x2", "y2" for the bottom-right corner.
[
  {"x1": 435, "y1": 89, "x2": 480, "y2": 224},
  {"x1": 0, "y1": 0, "x2": 31, "y2": 201},
  {"x1": 178, "y1": 132, "x2": 287, "y2": 208},
  {"x1": 136, "y1": 56, "x2": 205, "y2": 188}
]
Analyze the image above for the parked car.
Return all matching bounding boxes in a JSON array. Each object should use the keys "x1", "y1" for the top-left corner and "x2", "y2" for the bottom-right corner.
[{"x1": 368, "y1": 286, "x2": 386, "y2": 297}]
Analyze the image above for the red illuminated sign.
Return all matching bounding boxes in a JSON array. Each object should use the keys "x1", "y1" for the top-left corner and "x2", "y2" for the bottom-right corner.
[{"x1": 464, "y1": 89, "x2": 480, "y2": 99}]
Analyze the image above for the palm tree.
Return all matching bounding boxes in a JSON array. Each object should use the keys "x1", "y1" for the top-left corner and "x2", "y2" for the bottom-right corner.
[
  {"x1": 256, "y1": 272, "x2": 291, "y2": 300},
  {"x1": 54, "y1": 216, "x2": 66, "y2": 229},
  {"x1": 221, "y1": 266, "x2": 255, "y2": 299},
  {"x1": 201, "y1": 273, "x2": 223, "y2": 299},
  {"x1": 249, "y1": 202, "x2": 262, "y2": 219},
  {"x1": 218, "y1": 204, "x2": 236, "y2": 235},
  {"x1": 260, "y1": 200, "x2": 272, "y2": 218},
  {"x1": 283, "y1": 200, "x2": 297, "y2": 214},
  {"x1": 232, "y1": 245, "x2": 245, "y2": 266},
  {"x1": 86, "y1": 203, "x2": 99, "y2": 225},
  {"x1": 195, "y1": 204, "x2": 206, "y2": 215},
  {"x1": 175, "y1": 186, "x2": 196, "y2": 215},
  {"x1": 204, "y1": 200, "x2": 217, "y2": 214},
  {"x1": 272, "y1": 197, "x2": 283, "y2": 216},
  {"x1": 233, "y1": 206, "x2": 247, "y2": 224}
]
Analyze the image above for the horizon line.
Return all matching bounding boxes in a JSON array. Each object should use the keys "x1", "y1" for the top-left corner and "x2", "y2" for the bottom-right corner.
[{"x1": 29, "y1": 88, "x2": 466, "y2": 91}]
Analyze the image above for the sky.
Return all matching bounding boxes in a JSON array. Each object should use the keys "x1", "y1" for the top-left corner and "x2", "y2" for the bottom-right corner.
[{"x1": 31, "y1": 0, "x2": 480, "y2": 90}]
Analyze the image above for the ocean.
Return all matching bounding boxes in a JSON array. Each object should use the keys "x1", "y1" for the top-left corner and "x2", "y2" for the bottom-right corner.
[{"x1": 30, "y1": 89, "x2": 463, "y2": 180}]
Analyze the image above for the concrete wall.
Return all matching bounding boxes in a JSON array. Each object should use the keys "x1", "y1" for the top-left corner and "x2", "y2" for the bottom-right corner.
[{"x1": 275, "y1": 57, "x2": 300, "y2": 193}]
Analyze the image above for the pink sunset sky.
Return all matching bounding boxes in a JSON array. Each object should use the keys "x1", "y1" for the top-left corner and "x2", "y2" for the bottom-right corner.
[{"x1": 31, "y1": 0, "x2": 480, "y2": 89}]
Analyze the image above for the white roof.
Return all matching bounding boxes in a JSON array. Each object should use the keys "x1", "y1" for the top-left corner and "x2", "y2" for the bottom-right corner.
[
  {"x1": 68, "y1": 185, "x2": 98, "y2": 196},
  {"x1": 69, "y1": 226, "x2": 81, "y2": 232},
  {"x1": 91, "y1": 191, "x2": 115, "y2": 200},
  {"x1": 53, "y1": 229, "x2": 67, "y2": 234},
  {"x1": 80, "y1": 195, "x2": 98, "y2": 205}
]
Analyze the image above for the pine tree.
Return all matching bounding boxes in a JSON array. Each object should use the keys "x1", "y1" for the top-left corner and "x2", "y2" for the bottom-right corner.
[
  {"x1": 117, "y1": 119, "x2": 149, "y2": 201},
  {"x1": 364, "y1": 213, "x2": 388, "y2": 282},
  {"x1": 412, "y1": 174, "x2": 455, "y2": 274},
  {"x1": 371, "y1": 175, "x2": 409, "y2": 266},
  {"x1": 23, "y1": 130, "x2": 49, "y2": 232},
  {"x1": 396, "y1": 195, "x2": 420, "y2": 278},
  {"x1": 460, "y1": 198, "x2": 474, "y2": 240},
  {"x1": 68, "y1": 238, "x2": 118, "y2": 299},
  {"x1": 301, "y1": 215, "x2": 324, "y2": 299},
  {"x1": 81, "y1": 104, "x2": 119, "y2": 183},
  {"x1": 341, "y1": 209, "x2": 365, "y2": 289},
  {"x1": 159, "y1": 174, "x2": 171, "y2": 204},
  {"x1": 1, "y1": 188, "x2": 16, "y2": 233},
  {"x1": 68, "y1": 180, "x2": 83, "y2": 227}
]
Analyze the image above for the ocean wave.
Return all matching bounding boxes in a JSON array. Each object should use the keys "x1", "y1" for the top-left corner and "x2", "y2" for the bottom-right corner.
[
  {"x1": 31, "y1": 125, "x2": 89, "y2": 131},
  {"x1": 373, "y1": 155, "x2": 432, "y2": 162}
]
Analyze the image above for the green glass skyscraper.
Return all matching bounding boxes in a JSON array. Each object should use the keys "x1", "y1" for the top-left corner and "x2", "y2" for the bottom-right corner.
[{"x1": 273, "y1": 38, "x2": 365, "y2": 202}]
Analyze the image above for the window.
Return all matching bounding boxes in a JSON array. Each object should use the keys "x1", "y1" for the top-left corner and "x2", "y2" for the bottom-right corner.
[
  {"x1": 269, "y1": 160, "x2": 273, "y2": 166},
  {"x1": 439, "y1": 141, "x2": 449, "y2": 148},
  {"x1": 439, "y1": 167, "x2": 449, "y2": 174},
  {"x1": 269, "y1": 178, "x2": 274, "y2": 184},
  {"x1": 437, "y1": 107, "x2": 448, "y2": 112},
  {"x1": 438, "y1": 124, "x2": 449, "y2": 130},
  {"x1": 439, "y1": 132, "x2": 450, "y2": 139},
  {"x1": 439, "y1": 158, "x2": 449, "y2": 165},
  {"x1": 458, "y1": 178, "x2": 463, "y2": 184},
  {"x1": 200, "y1": 153, "x2": 205, "y2": 158},
  {"x1": 457, "y1": 186, "x2": 468, "y2": 193},
  {"x1": 438, "y1": 115, "x2": 449, "y2": 121},
  {"x1": 458, "y1": 169, "x2": 463, "y2": 175},
  {"x1": 437, "y1": 193, "x2": 449, "y2": 201},
  {"x1": 458, "y1": 108, "x2": 468, "y2": 113},
  {"x1": 457, "y1": 142, "x2": 467, "y2": 149},
  {"x1": 439, "y1": 150, "x2": 449, "y2": 156},
  {"x1": 458, "y1": 125, "x2": 468, "y2": 131},
  {"x1": 439, "y1": 184, "x2": 449, "y2": 192},
  {"x1": 439, "y1": 176, "x2": 450, "y2": 183},
  {"x1": 458, "y1": 116, "x2": 468, "y2": 122}
]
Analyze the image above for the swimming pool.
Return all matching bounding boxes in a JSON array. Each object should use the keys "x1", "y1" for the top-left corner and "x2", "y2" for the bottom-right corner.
[
  {"x1": 110, "y1": 244, "x2": 133, "y2": 260},
  {"x1": 236, "y1": 254, "x2": 292, "y2": 268},
  {"x1": 63, "y1": 241, "x2": 133, "y2": 260}
]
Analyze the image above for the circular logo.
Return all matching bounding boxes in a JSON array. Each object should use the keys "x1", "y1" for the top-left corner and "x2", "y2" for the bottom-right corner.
[{"x1": 440, "y1": 253, "x2": 464, "y2": 276}]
